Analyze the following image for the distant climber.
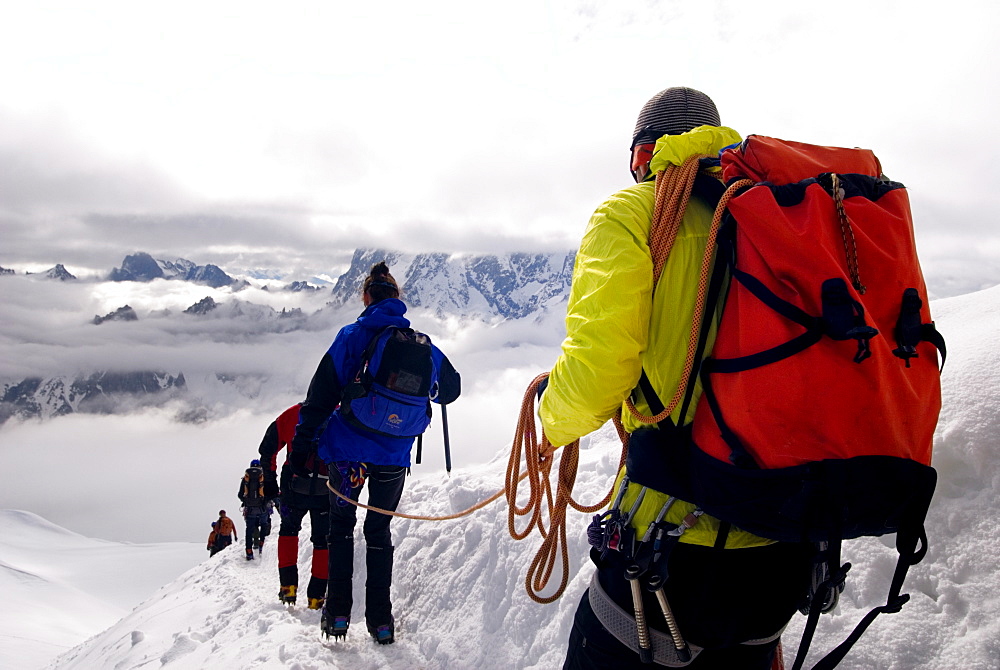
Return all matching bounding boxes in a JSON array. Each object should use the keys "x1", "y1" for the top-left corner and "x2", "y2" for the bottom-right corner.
[
  {"x1": 215, "y1": 510, "x2": 237, "y2": 550},
  {"x1": 239, "y1": 459, "x2": 270, "y2": 561},
  {"x1": 207, "y1": 521, "x2": 223, "y2": 557}
]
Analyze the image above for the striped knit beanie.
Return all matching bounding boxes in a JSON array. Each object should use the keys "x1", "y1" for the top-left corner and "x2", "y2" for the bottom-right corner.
[{"x1": 631, "y1": 87, "x2": 721, "y2": 147}]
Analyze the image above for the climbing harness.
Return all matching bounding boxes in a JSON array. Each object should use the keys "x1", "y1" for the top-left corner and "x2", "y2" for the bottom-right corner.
[{"x1": 333, "y1": 461, "x2": 369, "y2": 507}]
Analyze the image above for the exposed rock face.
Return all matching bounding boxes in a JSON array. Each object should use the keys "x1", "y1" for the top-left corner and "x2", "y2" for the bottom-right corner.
[
  {"x1": 184, "y1": 297, "x2": 218, "y2": 315},
  {"x1": 329, "y1": 248, "x2": 576, "y2": 320},
  {"x1": 45, "y1": 264, "x2": 77, "y2": 281},
  {"x1": 285, "y1": 281, "x2": 321, "y2": 292},
  {"x1": 93, "y1": 305, "x2": 139, "y2": 325},
  {"x1": 0, "y1": 371, "x2": 187, "y2": 423},
  {"x1": 109, "y1": 252, "x2": 241, "y2": 288}
]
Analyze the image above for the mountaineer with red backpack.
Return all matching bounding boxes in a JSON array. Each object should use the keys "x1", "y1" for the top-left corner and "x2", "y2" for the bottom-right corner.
[
  {"x1": 258, "y1": 402, "x2": 332, "y2": 609},
  {"x1": 539, "y1": 87, "x2": 943, "y2": 669}
]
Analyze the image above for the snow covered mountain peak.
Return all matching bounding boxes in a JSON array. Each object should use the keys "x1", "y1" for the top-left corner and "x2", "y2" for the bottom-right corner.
[{"x1": 329, "y1": 248, "x2": 576, "y2": 320}]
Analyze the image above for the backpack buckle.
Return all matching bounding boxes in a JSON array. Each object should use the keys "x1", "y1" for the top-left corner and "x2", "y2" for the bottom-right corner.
[{"x1": 846, "y1": 325, "x2": 878, "y2": 363}]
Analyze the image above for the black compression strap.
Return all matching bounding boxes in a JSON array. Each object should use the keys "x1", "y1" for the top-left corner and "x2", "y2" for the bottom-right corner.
[
  {"x1": 704, "y1": 328, "x2": 823, "y2": 374},
  {"x1": 730, "y1": 267, "x2": 818, "y2": 330}
]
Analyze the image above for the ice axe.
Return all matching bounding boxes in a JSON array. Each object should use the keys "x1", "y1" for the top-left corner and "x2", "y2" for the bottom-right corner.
[{"x1": 442, "y1": 402, "x2": 452, "y2": 473}]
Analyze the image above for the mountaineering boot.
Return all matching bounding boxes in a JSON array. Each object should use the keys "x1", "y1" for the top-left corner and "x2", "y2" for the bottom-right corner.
[
  {"x1": 308, "y1": 597, "x2": 325, "y2": 610},
  {"x1": 278, "y1": 585, "x2": 297, "y2": 604},
  {"x1": 320, "y1": 610, "x2": 349, "y2": 639},
  {"x1": 245, "y1": 548, "x2": 254, "y2": 561},
  {"x1": 367, "y1": 616, "x2": 395, "y2": 645}
]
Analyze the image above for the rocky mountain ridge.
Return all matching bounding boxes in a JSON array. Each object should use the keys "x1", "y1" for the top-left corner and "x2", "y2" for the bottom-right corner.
[
  {"x1": 0, "y1": 371, "x2": 187, "y2": 423},
  {"x1": 329, "y1": 248, "x2": 575, "y2": 320},
  {"x1": 0, "y1": 247, "x2": 577, "y2": 423},
  {"x1": 108, "y1": 252, "x2": 246, "y2": 289}
]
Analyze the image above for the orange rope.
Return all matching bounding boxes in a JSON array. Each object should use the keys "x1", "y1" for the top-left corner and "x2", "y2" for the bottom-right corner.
[
  {"x1": 649, "y1": 155, "x2": 702, "y2": 283},
  {"x1": 625, "y1": 169, "x2": 755, "y2": 425},
  {"x1": 325, "y1": 475, "x2": 522, "y2": 521},
  {"x1": 506, "y1": 373, "x2": 628, "y2": 603}
]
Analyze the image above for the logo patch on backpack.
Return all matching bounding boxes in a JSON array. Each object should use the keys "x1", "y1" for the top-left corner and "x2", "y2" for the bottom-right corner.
[{"x1": 339, "y1": 326, "x2": 435, "y2": 438}]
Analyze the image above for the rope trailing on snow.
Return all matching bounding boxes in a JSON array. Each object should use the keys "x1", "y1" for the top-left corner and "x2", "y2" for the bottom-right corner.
[
  {"x1": 505, "y1": 373, "x2": 629, "y2": 604},
  {"x1": 325, "y1": 473, "x2": 524, "y2": 521}
]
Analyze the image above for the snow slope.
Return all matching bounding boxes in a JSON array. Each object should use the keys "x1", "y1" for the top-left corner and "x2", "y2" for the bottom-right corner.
[
  {"x1": 44, "y1": 443, "x2": 618, "y2": 670},
  {"x1": 10, "y1": 284, "x2": 1000, "y2": 669},
  {"x1": 0, "y1": 510, "x2": 203, "y2": 669}
]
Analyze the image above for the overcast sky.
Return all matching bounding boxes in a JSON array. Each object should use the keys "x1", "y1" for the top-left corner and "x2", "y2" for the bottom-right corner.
[{"x1": 1, "y1": 1, "x2": 997, "y2": 293}]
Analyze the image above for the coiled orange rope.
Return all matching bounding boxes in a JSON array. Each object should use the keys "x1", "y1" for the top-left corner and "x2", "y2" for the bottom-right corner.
[
  {"x1": 325, "y1": 373, "x2": 627, "y2": 605},
  {"x1": 505, "y1": 373, "x2": 628, "y2": 603}
]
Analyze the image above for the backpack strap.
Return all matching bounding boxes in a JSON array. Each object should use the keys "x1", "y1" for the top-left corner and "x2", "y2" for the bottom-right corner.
[
  {"x1": 356, "y1": 326, "x2": 396, "y2": 381},
  {"x1": 633, "y1": 204, "x2": 734, "y2": 430},
  {"x1": 790, "y1": 522, "x2": 928, "y2": 670},
  {"x1": 624, "y1": 156, "x2": 751, "y2": 426},
  {"x1": 789, "y1": 539, "x2": 848, "y2": 670}
]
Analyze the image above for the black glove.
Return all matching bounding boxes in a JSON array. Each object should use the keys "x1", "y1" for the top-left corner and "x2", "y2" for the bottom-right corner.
[
  {"x1": 288, "y1": 448, "x2": 312, "y2": 478},
  {"x1": 263, "y1": 472, "x2": 279, "y2": 499},
  {"x1": 536, "y1": 375, "x2": 549, "y2": 400}
]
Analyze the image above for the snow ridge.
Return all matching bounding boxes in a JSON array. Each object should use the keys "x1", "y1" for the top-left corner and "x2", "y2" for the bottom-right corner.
[{"x1": 48, "y1": 443, "x2": 620, "y2": 670}]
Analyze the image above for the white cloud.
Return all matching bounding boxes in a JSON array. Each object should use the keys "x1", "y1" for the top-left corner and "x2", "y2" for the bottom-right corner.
[{"x1": 1, "y1": 1, "x2": 997, "y2": 283}]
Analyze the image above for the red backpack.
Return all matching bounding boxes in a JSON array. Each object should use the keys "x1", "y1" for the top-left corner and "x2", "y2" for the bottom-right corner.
[{"x1": 628, "y1": 136, "x2": 946, "y2": 670}]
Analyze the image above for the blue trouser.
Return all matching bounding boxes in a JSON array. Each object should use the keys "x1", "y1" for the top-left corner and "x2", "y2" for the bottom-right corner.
[{"x1": 244, "y1": 508, "x2": 268, "y2": 551}]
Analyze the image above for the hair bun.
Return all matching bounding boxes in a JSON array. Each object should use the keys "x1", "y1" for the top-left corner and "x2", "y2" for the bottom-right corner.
[{"x1": 363, "y1": 261, "x2": 400, "y2": 302}]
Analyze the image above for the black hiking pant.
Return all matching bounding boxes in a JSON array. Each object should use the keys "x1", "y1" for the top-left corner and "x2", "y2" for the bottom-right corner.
[
  {"x1": 563, "y1": 541, "x2": 812, "y2": 670},
  {"x1": 326, "y1": 464, "x2": 406, "y2": 627},
  {"x1": 278, "y1": 497, "x2": 330, "y2": 600}
]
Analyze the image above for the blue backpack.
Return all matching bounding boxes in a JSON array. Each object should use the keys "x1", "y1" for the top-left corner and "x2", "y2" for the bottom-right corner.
[{"x1": 339, "y1": 326, "x2": 435, "y2": 438}]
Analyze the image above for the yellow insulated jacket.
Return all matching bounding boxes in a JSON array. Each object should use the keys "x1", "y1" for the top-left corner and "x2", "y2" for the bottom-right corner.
[{"x1": 539, "y1": 126, "x2": 771, "y2": 548}]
